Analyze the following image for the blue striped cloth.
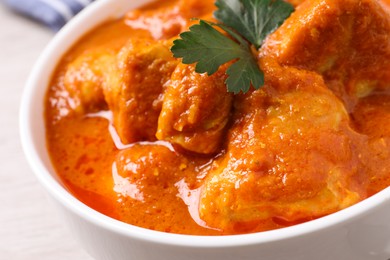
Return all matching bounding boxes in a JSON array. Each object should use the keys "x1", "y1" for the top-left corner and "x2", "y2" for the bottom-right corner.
[{"x1": 5, "y1": 0, "x2": 94, "y2": 31}]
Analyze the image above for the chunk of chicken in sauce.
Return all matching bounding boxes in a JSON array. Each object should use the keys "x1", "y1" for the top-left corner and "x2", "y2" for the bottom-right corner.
[
  {"x1": 125, "y1": 0, "x2": 215, "y2": 40},
  {"x1": 262, "y1": 0, "x2": 390, "y2": 109},
  {"x1": 156, "y1": 64, "x2": 233, "y2": 154},
  {"x1": 199, "y1": 58, "x2": 367, "y2": 232},
  {"x1": 63, "y1": 49, "x2": 114, "y2": 113},
  {"x1": 113, "y1": 143, "x2": 217, "y2": 234},
  {"x1": 103, "y1": 39, "x2": 178, "y2": 144},
  {"x1": 352, "y1": 95, "x2": 390, "y2": 194}
]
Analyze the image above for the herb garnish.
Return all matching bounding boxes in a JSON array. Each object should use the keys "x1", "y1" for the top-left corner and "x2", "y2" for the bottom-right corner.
[{"x1": 171, "y1": 0, "x2": 294, "y2": 94}]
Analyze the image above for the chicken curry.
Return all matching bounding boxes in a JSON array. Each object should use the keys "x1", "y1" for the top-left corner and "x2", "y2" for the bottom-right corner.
[{"x1": 45, "y1": 0, "x2": 390, "y2": 235}]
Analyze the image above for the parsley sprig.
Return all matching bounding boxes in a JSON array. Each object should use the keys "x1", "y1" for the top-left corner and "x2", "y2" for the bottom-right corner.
[{"x1": 171, "y1": 0, "x2": 294, "y2": 94}]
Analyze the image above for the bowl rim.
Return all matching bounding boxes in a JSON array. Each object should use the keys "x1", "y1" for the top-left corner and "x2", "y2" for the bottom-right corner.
[{"x1": 19, "y1": 0, "x2": 390, "y2": 249}]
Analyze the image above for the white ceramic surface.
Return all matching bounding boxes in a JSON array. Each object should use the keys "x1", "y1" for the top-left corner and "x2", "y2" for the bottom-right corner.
[{"x1": 20, "y1": 0, "x2": 390, "y2": 259}]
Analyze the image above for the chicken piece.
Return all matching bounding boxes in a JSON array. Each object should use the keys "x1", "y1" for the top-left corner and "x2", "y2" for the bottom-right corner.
[
  {"x1": 261, "y1": 0, "x2": 390, "y2": 107},
  {"x1": 383, "y1": 0, "x2": 390, "y2": 7},
  {"x1": 198, "y1": 58, "x2": 367, "y2": 232},
  {"x1": 352, "y1": 95, "x2": 390, "y2": 194},
  {"x1": 353, "y1": 95, "x2": 390, "y2": 138},
  {"x1": 156, "y1": 64, "x2": 233, "y2": 154},
  {"x1": 113, "y1": 143, "x2": 209, "y2": 234},
  {"x1": 125, "y1": 0, "x2": 215, "y2": 40},
  {"x1": 63, "y1": 49, "x2": 114, "y2": 113},
  {"x1": 104, "y1": 39, "x2": 178, "y2": 144},
  {"x1": 114, "y1": 144, "x2": 185, "y2": 202}
]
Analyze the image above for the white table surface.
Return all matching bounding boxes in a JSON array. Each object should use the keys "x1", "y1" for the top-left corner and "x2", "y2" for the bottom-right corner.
[{"x1": 0, "y1": 4, "x2": 92, "y2": 260}]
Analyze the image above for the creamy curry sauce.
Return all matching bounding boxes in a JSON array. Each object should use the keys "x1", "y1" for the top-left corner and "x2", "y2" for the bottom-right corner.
[{"x1": 45, "y1": 0, "x2": 390, "y2": 235}]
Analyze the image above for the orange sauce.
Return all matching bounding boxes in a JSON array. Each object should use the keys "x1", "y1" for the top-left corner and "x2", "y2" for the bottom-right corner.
[{"x1": 45, "y1": 0, "x2": 390, "y2": 235}]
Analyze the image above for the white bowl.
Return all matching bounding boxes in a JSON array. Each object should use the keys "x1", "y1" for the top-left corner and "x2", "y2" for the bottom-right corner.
[{"x1": 20, "y1": 0, "x2": 390, "y2": 259}]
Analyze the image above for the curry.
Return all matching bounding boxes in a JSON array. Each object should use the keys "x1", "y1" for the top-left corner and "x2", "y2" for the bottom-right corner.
[{"x1": 45, "y1": 0, "x2": 390, "y2": 235}]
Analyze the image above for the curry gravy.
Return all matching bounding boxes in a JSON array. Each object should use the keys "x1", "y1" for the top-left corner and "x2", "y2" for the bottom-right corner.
[{"x1": 46, "y1": 0, "x2": 390, "y2": 235}]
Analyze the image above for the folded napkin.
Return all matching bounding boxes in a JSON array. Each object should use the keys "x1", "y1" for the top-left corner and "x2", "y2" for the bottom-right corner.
[{"x1": 5, "y1": 0, "x2": 94, "y2": 31}]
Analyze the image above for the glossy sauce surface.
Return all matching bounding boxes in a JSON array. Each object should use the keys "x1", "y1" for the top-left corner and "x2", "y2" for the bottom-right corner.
[{"x1": 46, "y1": 0, "x2": 390, "y2": 235}]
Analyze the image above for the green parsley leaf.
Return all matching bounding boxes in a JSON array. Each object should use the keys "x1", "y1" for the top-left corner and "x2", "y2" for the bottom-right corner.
[
  {"x1": 172, "y1": 20, "x2": 263, "y2": 93},
  {"x1": 214, "y1": 0, "x2": 294, "y2": 49},
  {"x1": 225, "y1": 51, "x2": 264, "y2": 94},
  {"x1": 171, "y1": 20, "x2": 246, "y2": 75},
  {"x1": 170, "y1": 0, "x2": 294, "y2": 94}
]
